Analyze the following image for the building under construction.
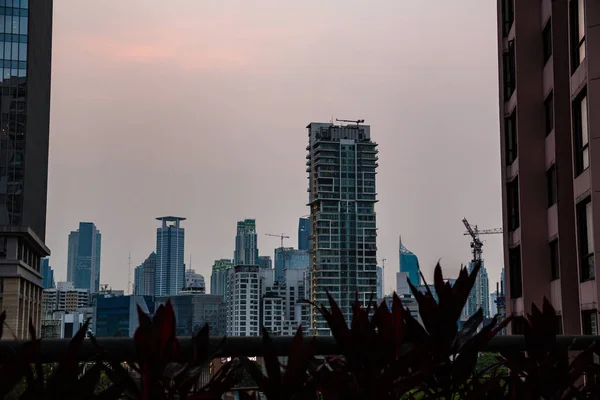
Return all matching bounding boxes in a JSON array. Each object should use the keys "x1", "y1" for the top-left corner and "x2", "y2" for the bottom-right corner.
[{"x1": 306, "y1": 121, "x2": 378, "y2": 336}]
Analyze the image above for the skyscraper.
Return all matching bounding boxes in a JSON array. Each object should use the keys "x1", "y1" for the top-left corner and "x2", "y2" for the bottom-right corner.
[
  {"x1": 234, "y1": 219, "x2": 258, "y2": 265},
  {"x1": 0, "y1": 0, "x2": 53, "y2": 338},
  {"x1": 274, "y1": 247, "x2": 308, "y2": 283},
  {"x1": 210, "y1": 258, "x2": 233, "y2": 299},
  {"x1": 258, "y1": 255, "x2": 272, "y2": 270},
  {"x1": 306, "y1": 121, "x2": 378, "y2": 335},
  {"x1": 298, "y1": 217, "x2": 310, "y2": 251},
  {"x1": 399, "y1": 237, "x2": 420, "y2": 287},
  {"x1": 226, "y1": 265, "x2": 266, "y2": 336},
  {"x1": 466, "y1": 262, "x2": 490, "y2": 318},
  {"x1": 497, "y1": 0, "x2": 598, "y2": 334},
  {"x1": 41, "y1": 258, "x2": 55, "y2": 289},
  {"x1": 376, "y1": 266, "x2": 383, "y2": 301},
  {"x1": 133, "y1": 252, "x2": 156, "y2": 296},
  {"x1": 67, "y1": 222, "x2": 102, "y2": 293},
  {"x1": 155, "y1": 217, "x2": 185, "y2": 297}
]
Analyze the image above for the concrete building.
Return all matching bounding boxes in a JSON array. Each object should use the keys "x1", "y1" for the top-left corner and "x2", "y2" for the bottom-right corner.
[
  {"x1": 67, "y1": 222, "x2": 102, "y2": 294},
  {"x1": 226, "y1": 265, "x2": 266, "y2": 337},
  {"x1": 497, "y1": 0, "x2": 599, "y2": 334},
  {"x1": 0, "y1": 0, "x2": 53, "y2": 339},
  {"x1": 185, "y1": 269, "x2": 205, "y2": 291},
  {"x1": 262, "y1": 268, "x2": 310, "y2": 336},
  {"x1": 155, "y1": 217, "x2": 185, "y2": 297},
  {"x1": 133, "y1": 252, "x2": 156, "y2": 296},
  {"x1": 298, "y1": 217, "x2": 311, "y2": 251},
  {"x1": 94, "y1": 294, "x2": 154, "y2": 337},
  {"x1": 258, "y1": 255, "x2": 272, "y2": 270},
  {"x1": 274, "y1": 247, "x2": 308, "y2": 283},
  {"x1": 376, "y1": 266, "x2": 383, "y2": 301},
  {"x1": 42, "y1": 285, "x2": 89, "y2": 317},
  {"x1": 210, "y1": 258, "x2": 233, "y2": 299},
  {"x1": 399, "y1": 237, "x2": 420, "y2": 288},
  {"x1": 306, "y1": 122, "x2": 378, "y2": 335},
  {"x1": 156, "y1": 293, "x2": 226, "y2": 336},
  {"x1": 234, "y1": 219, "x2": 258, "y2": 266},
  {"x1": 41, "y1": 258, "x2": 55, "y2": 289}
]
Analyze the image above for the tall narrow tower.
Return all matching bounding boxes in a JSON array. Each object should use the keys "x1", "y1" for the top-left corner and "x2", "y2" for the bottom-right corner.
[
  {"x1": 67, "y1": 222, "x2": 102, "y2": 293},
  {"x1": 234, "y1": 219, "x2": 258, "y2": 266},
  {"x1": 155, "y1": 217, "x2": 186, "y2": 297},
  {"x1": 306, "y1": 121, "x2": 378, "y2": 335}
]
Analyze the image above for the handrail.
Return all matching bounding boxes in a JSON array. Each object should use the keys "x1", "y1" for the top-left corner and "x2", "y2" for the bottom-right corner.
[{"x1": 1, "y1": 335, "x2": 599, "y2": 363}]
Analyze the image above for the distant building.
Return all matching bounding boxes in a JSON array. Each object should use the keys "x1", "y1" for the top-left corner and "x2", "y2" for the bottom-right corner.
[
  {"x1": 262, "y1": 268, "x2": 310, "y2": 336},
  {"x1": 490, "y1": 292, "x2": 498, "y2": 317},
  {"x1": 185, "y1": 269, "x2": 205, "y2": 291},
  {"x1": 383, "y1": 294, "x2": 421, "y2": 323},
  {"x1": 67, "y1": 222, "x2": 102, "y2": 294},
  {"x1": 226, "y1": 265, "x2": 266, "y2": 336},
  {"x1": 134, "y1": 252, "x2": 157, "y2": 296},
  {"x1": 298, "y1": 217, "x2": 310, "y2": 251},
  {"x1": 234, "y1": 219, "x2": 258, "y2": 266},
  {"x1": 306, "y1": 122, "x2": 378, "y2": 335},
  {"x1": 94, "y1": 295, "x2": 155, "y2": 337},
  {"x1": 210, "y1": 259, "x2": 233, "y2": 299},
  {"x1": 376, "y1": 266, "x2": 383, "y2": 301},
  {"x1": 156, "y1": 293, "x2": 226, "y2": 336},
  {"x1": 42, "y1": 286, "x2": 90, "y2": 317},
  {"x1": 41, "y1": 309, "x2": 92, "y2": 339},
  {"x1": 258, "y1": 256, "x2": 272, "y2": 270},
  {"x1": 155, "y1": 217, "x2": 186, "y2": 297},
  {"x1": 274, "y1": 247, "x2": 308, "y2": 283},
  {"x1": 417, "y1": 278, "x2": 457, "y2": 303},
  {"x1": 399, "y1": 236, "x2": 420, "y2": 287},
  {"x1": 41, "y1": 258, "x2": 55, "y2": 289},
  {"x1": 465, "y1": 262, "x2": 490, "y2": 318}
]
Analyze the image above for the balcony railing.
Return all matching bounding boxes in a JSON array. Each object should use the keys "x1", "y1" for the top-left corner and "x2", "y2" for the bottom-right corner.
[{"x1": 1, "y1": 335, "x2": 599, "y2": 362}]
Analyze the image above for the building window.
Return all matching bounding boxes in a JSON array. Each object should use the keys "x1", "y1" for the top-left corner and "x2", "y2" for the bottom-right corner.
[
  {"x1": 503, "y1": 41, "x2": 516, "y2": 99},
  {"x1": 505, "y1": 111, "x2": 517, "y2": 165},
  {"x1": 509, "y1": 246, "x2": 522, "y2": 299},
  {"x1": 547, "y1": 164, "x2": 557, "y2": 207},
  {"x1": 570, "y1": 0, "x2": 586, "y2": 72},
  {"x1": 543, "y1": 19, "x2": 553, "y2": 64},
  {"x1": 545, "y1": 91, "x2": 554, "y2": 135},
  {"x1": 501, "y1": 0, "x2": 514, "y2": 37},
  {"x1": 582, "y1": 310, "x2": 598, "y2": 335},
  {"x1": 574, "y1": 92, "x2": 589, "y2": 175},
  {"x1": 507, "y1": 177, "x2": 520, "y2": 231},
  {"x1": 550, "y1": 239, "x2": 559, "y2": 280},
  {"x1": 578, "y1": 198, "x2": 594, "y2": 281}
]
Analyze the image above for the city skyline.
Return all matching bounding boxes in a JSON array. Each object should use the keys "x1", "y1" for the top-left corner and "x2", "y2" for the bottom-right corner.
[{"x1": 44, "y1": 0, "x2": 503, "y2": 297}]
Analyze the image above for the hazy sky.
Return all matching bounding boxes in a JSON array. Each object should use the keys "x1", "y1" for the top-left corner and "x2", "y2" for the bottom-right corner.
[{"x1": 46, "y1": 0, "x2": 503, "y2": 294}]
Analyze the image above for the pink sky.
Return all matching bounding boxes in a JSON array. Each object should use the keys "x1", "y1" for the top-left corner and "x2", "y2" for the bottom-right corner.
[{"x1": 47, "y1": 0, "x2": 503, "y2": 293}]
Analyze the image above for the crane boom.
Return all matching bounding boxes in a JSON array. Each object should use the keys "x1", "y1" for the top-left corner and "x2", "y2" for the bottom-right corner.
[
  {"x1": 335, "y1": 118, "x2": 365, "y2": 126},
  {"x1": 265, "y1": 233, "x2": 290, "y2": 248}
]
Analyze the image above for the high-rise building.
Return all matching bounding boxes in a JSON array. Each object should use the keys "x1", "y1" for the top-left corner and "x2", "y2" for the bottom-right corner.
[
  {"x1": 0, "y1": 0, "x2": 53, "y2": 339},
  {"x1": 41, "y1": 258, "x2": 55, "y2": 289},
  {"x1": 67, "y1": 222, "x2": 102, "y2": 293},
  {"x1": 94, "y1": 294, "x2": 155, "y2": 337},
  {"x1": 274, "y1": 247, "x2": 308, "y2": 283},
  {"x1": 399, "y1": 236, "x2": 420, "y2": 288},
  {"x1": 234, "y1": 219, "x2": 258, "y2": 266},
  {"x1": 42, "y1": 285, "x2": 89, "y2": 317},
  {"x1": 376, "y1": 266, "x2": 383, "y2": 301},
  {"x1": 258, "y1": 255, "x2": 272, "y2": 270},
  {"x1": 157, "y1": 293, "x2": 226, "y2": 336},
  {"x1": 155, "y1": 217, "x2": 185, "y2": 297},
  {"x1": 210, "y1": 258, "x2": 233, "y2": 299},
  {"x1": 306, "y1": 122, "x2": 378, "y2": 335},
  {"x1": 133, "y1": 252, "x2": 157, "y2": 296},
  {"x1": 226, "y1": 265, "x2": 267, "y2": 336},
  {"x1": 465, "y1": 262, "x2": 490, "y2": 318},
  {"x1": 262, "y1": 268, "x2": 310, "y2": 336},
  {"x1": 298, "y1": 217, "x2": 310, "y2": 251},
  {"x1": 497, "y1": 0, "x2": 598, "y2": 334}
]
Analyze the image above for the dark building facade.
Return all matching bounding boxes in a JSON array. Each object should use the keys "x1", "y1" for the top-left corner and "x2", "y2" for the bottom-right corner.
[
  {"x1": 497, "y1": 0, "x2": 600, "y2": 334},
  {"x1": 155, "y1": 217, "x2": 185, "y2": 297},
  {"x1": 40, "y1": 257, "x2": 54, "y2": 289},
  {"x1": 0, "y1": 0, "x2": 53, "y2": 338},
  {"x1": 156, "y1": 293, "x2": 226, "y2": 336},
  {"x1": 298, "y1": 217, "x2": 310, "y2": 251},
  {"x1": 67, "y1": 222, "x2": 102, "y2": 293}
]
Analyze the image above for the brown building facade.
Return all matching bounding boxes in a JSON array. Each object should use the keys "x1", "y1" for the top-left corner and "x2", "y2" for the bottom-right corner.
[{"x1": 498, "y1": 0, "x2": 600, "y2": 334}]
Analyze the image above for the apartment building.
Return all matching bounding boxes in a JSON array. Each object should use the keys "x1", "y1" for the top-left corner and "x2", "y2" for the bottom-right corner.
[{"x1": 498, "y1": 0, "x2": 599, "y2": 334}]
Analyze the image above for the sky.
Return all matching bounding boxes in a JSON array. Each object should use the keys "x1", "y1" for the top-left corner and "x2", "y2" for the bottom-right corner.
[{"x1": 46, "y1": 0, "x2": 503, "y2": 295}]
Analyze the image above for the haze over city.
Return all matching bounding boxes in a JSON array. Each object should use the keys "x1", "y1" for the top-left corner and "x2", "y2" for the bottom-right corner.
[{"x1": 46, "y1": 0, "x2": 503, "y2": 293}]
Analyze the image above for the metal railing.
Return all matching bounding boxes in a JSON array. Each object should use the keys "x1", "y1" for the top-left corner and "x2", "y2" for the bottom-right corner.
[{"x1": 1, "y1": 335, "x2": 599, "y2": 363}]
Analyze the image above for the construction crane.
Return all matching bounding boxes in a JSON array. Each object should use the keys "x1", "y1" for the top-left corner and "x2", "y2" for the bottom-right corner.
[
  {"x1": 462, "y1": 218, "x2": 503, "y2": 264},
  {"x1": 336, "y1": 118, "x2": 365, "y2": 126},
  {"x1": 266, "y1": 233, "x2": 290, "y2": 248}
]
